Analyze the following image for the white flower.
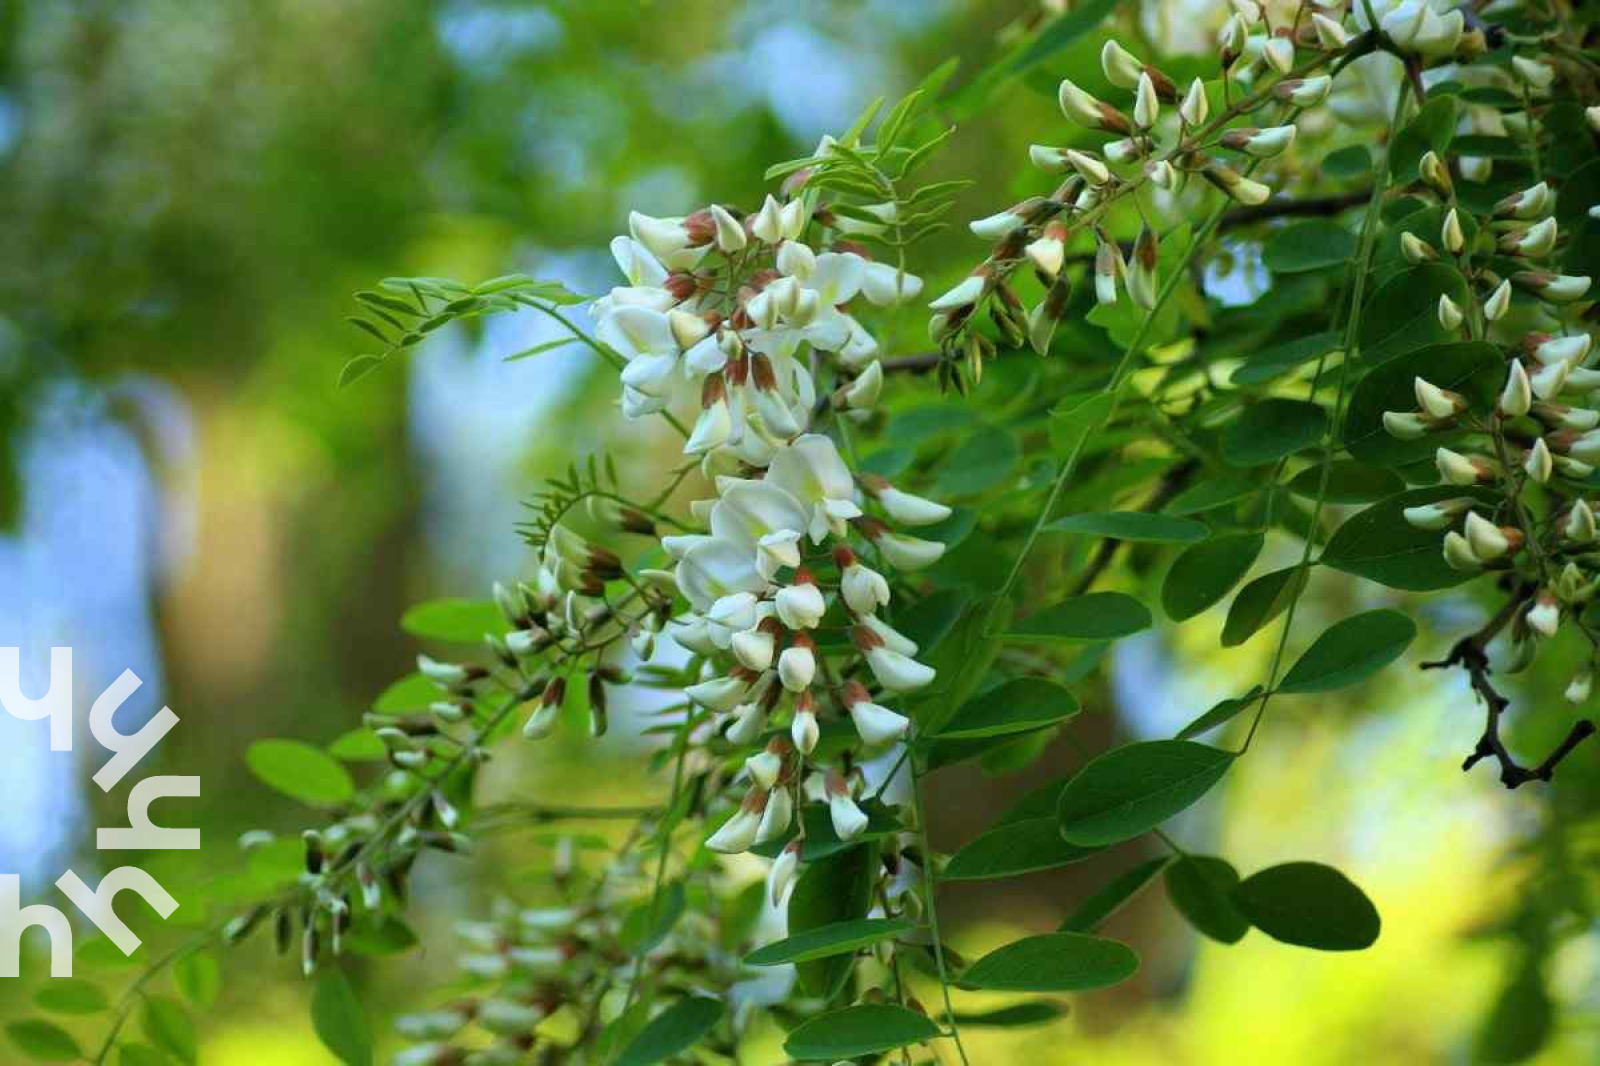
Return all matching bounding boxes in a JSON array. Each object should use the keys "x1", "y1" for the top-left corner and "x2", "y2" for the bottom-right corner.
[
  {"x1": 866, "y1": 647, "x2": 936, "y2": 691},
  {"x1": 1464, "y1": 512, "x2": 1509, "y2": 559},
  {"x1": 769, "y1": 841, "x2": 801, "y2": 905},
  {"x1": 778, "y1": 642, "x2": 816, "y2": 692},
  {"x1": 825, "y1": 773, "x2": 869, "y2": 840},
  {"x1": 873, "y1": 530, "x2": 946, "y2": 571},
  {"x1": 859, "y1": 613, "x2": 918, "y2": 656},
  {"x1": 726, "y1": 702, "x2": 767, "y2": 746},
  {"x1": 791, "y1": 702, "x2": 819, "y2": 754},
  {"x1": 1527, "y1": 593, "x2": 1560, "y2": 637},
  {"x1": 731, "y1": 627, "x2": 776, "y2": 671},
  {"x1": 766, "y1": 434, "x2": 863, "y2": 541},
  {"x1": 687, "y1": 675, "x2": 749, "y2": 712},
  {"x1": 706, "y1": 791, "x2": 768, "y2": 854},
  {"x1": 745, "y1": 745, "x2": 784, "y2": 790},
  {"x1": 1180, "y1": 78, "x2": 1209, "y2": 126},
  {"x1": 1101, "y1": 40, "x2": 1145, "y2": 89},
  {"x1": 757, "y1": 787, "x2": 793, "y2": 843},
  {"x1": 848, "y1": 695, "x2": 910, "y2": 747},
  {"x1": 870, "y1": 482, "x2": 952, "y2": 526},
  {"x1": 677, "y1": 538, "x2": 765, "y2": 613},
  {"x1": 929, "y1": 274, "x2": 986, "y2": 312},
  {"x1": 775, "y1": 579, "x2": 827, "y2": 629},
  {"x1": 860, "y1": 262, "x2": 923, "y2": 306},
  {"x1": 609, "y1": 236, "x2": 668, "y2": 288},
  {"x1": 841, "y1": 559, "x2": 891, "y2": 614}
]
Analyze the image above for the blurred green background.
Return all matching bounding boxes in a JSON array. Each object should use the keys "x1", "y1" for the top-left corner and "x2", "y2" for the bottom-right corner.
[{"x1": 1, "y1": 0, "x2": 1597, "y2": 1062}]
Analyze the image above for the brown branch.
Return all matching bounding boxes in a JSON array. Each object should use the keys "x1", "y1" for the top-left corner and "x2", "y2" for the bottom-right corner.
[
  {"x1": 1421, "y1": 586, "x2": 1597, "y2": 789},
  {"x1": 1218, "y1": 190, "x2": 1373, "y2": 231}
]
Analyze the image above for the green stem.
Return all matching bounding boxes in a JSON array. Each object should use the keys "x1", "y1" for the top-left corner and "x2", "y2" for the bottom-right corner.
[
  {"x1": 910, "y1": 755, "x2": 969, "y2": 1066},
  {"x1": 1240, "y1": 77, "x2": 1412, "y2": 754}
]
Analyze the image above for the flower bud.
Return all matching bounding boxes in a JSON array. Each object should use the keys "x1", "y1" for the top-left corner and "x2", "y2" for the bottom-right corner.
[
  {"x1": 790, "y1": 696, "x2": 820, "y2": 754},
  {"x1": 1312, "y1": 12, "x2": 1350, "y2": 48},
  {"x1": 731, "y1": 626, "x2": 776, "y2": 672},
  {"x1": 1566, "y1": 499, "x2": 1598, "y2": 542},
  {"x1": 1443, "y1": 530, "x2": 1482, "y2": 571},
  {"x1": 1202, "y1": 161, "x2": 1271, "y2": 205},
  {"x1": 708, "y1": 203, "x2": 747, "y2": 252},
  {"x1": 778, "y1": 638, "x2": 817, "y2": 693},
  {"x1": 928, "y1": 273, "x2": 987, "y2": 313},
  {"x1": 1065, "y1": 149, "x2": 1111, "y2": 186},
  {"x1": 1512, "y1": 56, "x2": 1554, "y2": 90},
  {"x1": 1095, "y1": 239, "x2": 1124, "y2": 304},
  {"x1": 1438, "y1": 293, "x2": 1463, "y2": 331},
  {"x1": 1483, "y1": 279, "x2": 1512, "y2": 321},
  {"x1": 1400, "y1": 232, "x2": 1436, "y2": 264},
  {"x1": 825, "y1": 771, "x2": 869, "y2": 841},
  {"x1": 1500, "y1": 360, "x2": 1533, "y2": 417},
  {"x1": 1058, "y1": 79, "x2": 1131, "y2": 134},
  {"x1": 1495, "y1": 181, "x2": 1553, "y2": 220},
  {"x1": 1513, "y1": 272, "x2": 1591, "y2": 303},
  {"x1": 1263, "y1": 34, "x2": 1294, "y2": 75},
  {"x1": 1530, "y1": 358, "x2": 1571, "y2": 400},
  {"x1": 1527, "y1": 592, "x2": 1561, "y2": 637},
  {"x1": 1275, "y1": 75, "x2": 1332, "y2": 107},
  {"x1": 1531, "y1": 334, "x2": 1592, "y2": 366},
  {"x1": 1566, "y1": 669, "x2": 1593, "y2": 704},
  {"x1": 1524, "y1": 437, "x2": 1554, "y2": 483},
  {"x1": 1133, "y1": 72, "x2": 1161, "y2": 130},
  {"x1": 845, "y1": 681, "x2": 911, "y2": 746},
  {"x1": 776, "y1": 573, "x2": 827, "y2": 629},
  {"x1": 1180, "y1": 78, "x2": 1210, "y2": 126},
  {"x1": 1402, "y1": 497, "x2": 1473, "y2": 530},
  {"x1": 1436, "y1": 447, "x2": 1491, "y2": 485},
  {"x1": 706, "y1": 789, "x2": 769, "y2": 854},
  {"x1": 1501, "y1": 217, "x2": 1558, "y2": 259},
  {"x1": 746, "y1": 744, "x2": 785, "y2": 791},
  {"x1": 1101, "y1": 40, "x2": 1146, "y2": 89},
  {"x1": 1415, "y1": 376, "x2": 1466, "y2": 419},
  {"x1": 1382, "y1": 410, "x2": 1434, "y2": 440},
  {"x1": 1464, "y1": 512, "x2": 1512, "y2": 560},
  {"x1": 1223, "y1": 125, "x2": 1296, "y2": 158},
  {"x1": 1441, "y1": 209, "x2": 1465, "y2": 254},
  {"x1": 1127, "y1": 225, "x2": 1159, "y2": 310},
  {"x1": 769, "y1": 841, "x2": 802, "y2": 904},
  {"x1": 1418, "y1": 151, "x2": 1453, "y2": 197}
]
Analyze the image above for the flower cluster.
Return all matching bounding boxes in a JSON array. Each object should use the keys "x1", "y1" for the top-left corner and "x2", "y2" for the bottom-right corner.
[
  {"x1": 595, "y1": 175, "x2": 921, "y2": 464},
  {"x1": 1379, "y1": 149, "x2": 1596, "y2": 693},
  {"x1": 928, "y1": 4, "x2": 1355, "y2": 376}
]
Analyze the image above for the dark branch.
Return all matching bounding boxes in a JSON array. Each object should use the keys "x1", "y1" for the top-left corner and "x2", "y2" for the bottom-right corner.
[
  {"x1": 1421, "y1": 588, "x2": 1596, "y2": 788},
  {"x1": 1218, "y1": 190, "x2": 1373, "y2": 231}
]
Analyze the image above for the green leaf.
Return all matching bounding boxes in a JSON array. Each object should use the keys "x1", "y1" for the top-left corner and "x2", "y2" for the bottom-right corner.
[
  {"x1": 616, "y1": 997, "x2": 723, "y2": 1066},
  {"x1": 961, "y1": 933, "x2": 1138, "y2": 992},
  {"x1": 745, "y1": 918, "x2": 914, "y2": 966},
  {"x1": 1321, "y1": 486, "x2": 1494, "y2": 591},
  {"x1": 1323, "y1": 145, "x2": 1371, "y2": 179},
  {"x1": 1046, "y1": 510, "x2": 1208, "y2": 543},
  {"x1": 915, "y1": 594, "x2": 1012, "y2": 735},
  {"x1": 783, "y1": 1004, "x2": 941, "y2": 1061},
  {"x1": 1222, "y1": 565, "x2": 1308, "y2": 648},
  {"x1": 1232, "y1": 861, "x2": 1381, "y2": 951},
  {"x1": 1176, "y1": 687, "x2": 1264, "y2": 740},
  {"x1": 1005, "y1": 592, "x2": 1152, "y2": 643},
  {"x1": 1162, "y1": 533, "x2": 1264, "y2": 621},
  {"x1": 1389, "y1": 93, "x2": 1458, "y2": 179},
  {"x1": 1474, "y1": 969, "x2": 1554, "y2": 1065},
  {"x1": 372, "y1": 672, "x2": 439, "y2": 712},
  {"x1": 1060, "y1": 857, "x2": 1172, "y2": 933},
  {"x1": 952, "y1": 1002, "x2": 1069, "y2": 1028},
  {"x1": 1057, "y1": 740, "x2": 1235, "y2": 846},
  {"x1": 1277, "y1": 609, "x2": 1417, "y2": 694},
  {"x1": 1344, "y1": 341, "x2": 1501, "y2": 466},
  {"x1": 1166, "y1": 856, "x2": 1251, "y2": 944},
  {"x1": 935, "y1": 678, "x2": 1078, "y2": 740},
  {"x1": 787, "y1": 845, "x2": 878, "y2": 998},
  {"x1": 34, "y1": 978, "x2": 109, "y2": 1015},
  {"x1": 945, "y1": 0, "x2": 1119, "y2": 118},
  {"x1": 400, "y1": 597, "x2": 510, "y2": 642},
  {"x1": 1230, "y1": 331, "x2": 1341, "y2": 387},
  {"x1": 337, "y1": 355, "x2": 386, "y2": 388},
  {"x1": 245, "y1": 739, "x2": 356, "y2": 807},
  {"x1": 1166, "y1": 474, "x2": 1259, "y2": 515},
  {"x1": 620, "y1": 881, "x2": 686, "y2": 954},
  {"x1": 944, "y1": 817, "x2": 1102, "y2": 881},
  {"x1": 1263, "y1": 220, "x2": 1357, "y2": 274},
  {"x1": 6, "y1": 1020, "x2": 81, "y2": 1061},
  {"x1": 312, "y1": 968, "x2": 373, "y2": 1066},
  {"x1": 118, "y1": 1045, "x2": 167, "y2": 1066},
  {"x1": 1222, "y1": 399, "x2": 1326, "y2": 467},
  {"x1": 174, "y1": 951, "x2": 221, "y2": 1009},
  {"x1": 142, "y1": 996, "x2": 197, "y2": 1066},
  {"x1": 327, "y1": 727, "x2": 387, "y2": 763},
  {"x1": 936, "y1": 426, "x2": 1021, "y2": 496},
  {"x1": 1357, "y1": 264, "x2": 1468, "y2": 365},
  {"x1": 1285, "y1": 460, "x2": 1404, "y2": 504}
]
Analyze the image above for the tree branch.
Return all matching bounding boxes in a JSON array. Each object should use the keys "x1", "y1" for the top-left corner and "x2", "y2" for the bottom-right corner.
[
  {"x1": 1421, "y1": 587, "x2": 1596, "y2": 788},
  {"x1": 1218, "y1": 190, "x2": 1374, "y2": 230}
]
